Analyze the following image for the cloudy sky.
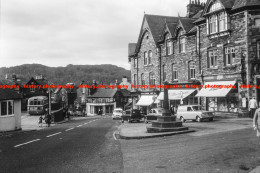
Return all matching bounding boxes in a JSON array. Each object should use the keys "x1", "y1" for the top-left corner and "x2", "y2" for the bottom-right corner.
[{"x1": 0, "y1": 0, "x2": 205, "y2": 70}]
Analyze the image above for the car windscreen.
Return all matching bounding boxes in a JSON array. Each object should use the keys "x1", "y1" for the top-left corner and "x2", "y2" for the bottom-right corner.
[
  {"x1": 192, "y1": 106, "x2": 201, "y2": 111},
  {"x1": 114, "y1": 110, "x2": 122, "y2": 113}
]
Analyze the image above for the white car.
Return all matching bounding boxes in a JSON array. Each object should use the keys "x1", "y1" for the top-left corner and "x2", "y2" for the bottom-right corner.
[
  {"x1": 112, "y1": 108, "x2": 123, "y2": 119},
  {"x1": 176, "y1": 105, "x2": 214, "y2": 122}
]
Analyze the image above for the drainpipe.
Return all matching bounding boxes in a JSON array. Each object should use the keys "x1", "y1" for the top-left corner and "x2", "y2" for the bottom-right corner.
[{"x1": 158, "y1": 47, "x2": 162, "y2": 92}]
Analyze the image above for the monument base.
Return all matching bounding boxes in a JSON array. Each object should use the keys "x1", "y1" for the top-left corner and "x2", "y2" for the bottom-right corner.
[{"x1": 146, "y1": 115, "x2": 189, "y2": 133}]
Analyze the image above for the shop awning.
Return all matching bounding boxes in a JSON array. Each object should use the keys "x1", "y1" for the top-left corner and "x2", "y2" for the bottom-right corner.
[
  {"x1": 196, "y1": 81, "x2": 236, "y2": 97},
  {"x1": 136, "y1": 95, "x2": 156, "y2": 106},
  {"x1": 157, "y1": 89, "x2": 196, "y2": 100}
]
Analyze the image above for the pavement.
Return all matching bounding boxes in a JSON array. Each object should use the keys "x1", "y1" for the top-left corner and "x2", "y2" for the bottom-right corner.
[
  {"x1": 118, "y1": 116, "x2": 253, "y2": 139},
  {"x1": 19, "y1": 112, "x2": 105, "y2": 132}
]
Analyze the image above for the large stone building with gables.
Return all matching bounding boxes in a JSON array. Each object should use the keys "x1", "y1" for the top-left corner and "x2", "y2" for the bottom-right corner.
[{"x1": 128, "y1": 0, "x2": 260, "y2": 113}]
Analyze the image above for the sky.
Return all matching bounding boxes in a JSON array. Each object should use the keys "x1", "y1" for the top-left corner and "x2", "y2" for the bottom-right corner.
[{"x1": 0, "y1": 0, "x2": 206, "y2": 70}]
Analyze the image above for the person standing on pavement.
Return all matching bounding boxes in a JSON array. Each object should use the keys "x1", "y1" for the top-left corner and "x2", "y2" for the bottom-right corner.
[
  {"x1": 249, "y1": 97, "x2": 258, "y2": 118},
  {"x1": 46, "y1": 113, "x2": 51, "y2": 127},
  {"x1": 253, "y1": 107, "x2": 260, "y2": 137}
]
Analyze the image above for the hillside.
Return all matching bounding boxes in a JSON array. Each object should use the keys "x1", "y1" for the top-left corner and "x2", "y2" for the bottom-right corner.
[{"x1": 0, "y1": 64, "x2": 131, "y2": 85}]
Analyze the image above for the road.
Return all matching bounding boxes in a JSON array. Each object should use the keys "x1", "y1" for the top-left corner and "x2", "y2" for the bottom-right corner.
[
  {"x1": 121, "y1": 127, "x2": 260, "y2": 173},
  {"x1": 0, "y1": 116, "x2": 123, "y2": 173}
]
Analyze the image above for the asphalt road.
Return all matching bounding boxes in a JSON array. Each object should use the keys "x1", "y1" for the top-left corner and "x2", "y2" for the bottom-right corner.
[
  {"x1": 121, "y1": 127, "x2": 260, "y2": 173},
  {"x1": 0, "y1": 117, "x2": 123, "y2": 173}
]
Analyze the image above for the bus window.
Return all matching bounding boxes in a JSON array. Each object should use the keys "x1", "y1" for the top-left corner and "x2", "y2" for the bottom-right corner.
[{"x1": 30, "y1": 101, "x2": 34, "y2": 105}]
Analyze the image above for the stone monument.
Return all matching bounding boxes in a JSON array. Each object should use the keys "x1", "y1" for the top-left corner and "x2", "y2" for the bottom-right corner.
[{"x1": 147, "y1": 81, "x2": 189, "y2": 133}]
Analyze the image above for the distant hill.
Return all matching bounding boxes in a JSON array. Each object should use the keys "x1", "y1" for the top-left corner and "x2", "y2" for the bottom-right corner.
[{"x1": 0, "y1": 64, "x2": 131, "y2": 85}]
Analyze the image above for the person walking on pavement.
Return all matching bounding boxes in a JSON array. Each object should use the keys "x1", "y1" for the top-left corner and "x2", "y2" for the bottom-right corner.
[
  {"x1": 249, "y1": 97, "x2": 258, "y2": 118},
  {"x1": 38, "y1": 115, "x2": 43, "y2": 127},
  {"x1": 46, "y1": 113, "x2": 51, "y2": 127},
  {"x1": 253, "y1": 107, "x2": 260, "y2": 137}
]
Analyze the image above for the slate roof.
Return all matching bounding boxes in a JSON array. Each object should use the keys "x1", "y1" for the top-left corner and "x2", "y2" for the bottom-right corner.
[
  {"x1": 145, "y1": 14, "x2": 179, "y2": 43},
  {"x1": 166, "y1": 23, "x2": 177, "y2": 37},
  {"x1": 179, "y1": 18, "x2": 197, "y2": 33},
  {"x1": 87, "y1": 88, "x2": 117, "y2": 98},
  {"x1": 0, "y1": 82, "x2": 22, "y2": 100}
]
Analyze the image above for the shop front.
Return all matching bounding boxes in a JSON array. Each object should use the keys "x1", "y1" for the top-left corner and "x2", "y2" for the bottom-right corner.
[
  {"x1": 196, "y1": 80, "x2": 238, "y2": 112},
  {"x1": 136, "y1": 95, "x2": 157, "y2": 114},
  {"x1": 86, "y1": 102, "x2": 116, "y2": 116}
]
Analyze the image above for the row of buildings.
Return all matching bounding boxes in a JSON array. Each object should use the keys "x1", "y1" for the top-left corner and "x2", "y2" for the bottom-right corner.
[
  {"x1": 0, "y1": 74, "x2": 132, "y2": 131},
  {"x1": 128, "y1": 0, "x2": 260, "y2": 113}
]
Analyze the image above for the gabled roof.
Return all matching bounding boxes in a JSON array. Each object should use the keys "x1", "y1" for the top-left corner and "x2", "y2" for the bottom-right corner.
[
  {"x1": 192, "y1": 10, "x2": 203, "y2": 19},
  {"x1": 88, "y1": 88, "x2": 117, "y2": 98},
  {"x1": 0, "y1": 83, "x2": 22, "y2": 100},
  {"x1": 166, "y1": 23, "x2": 177, "y2": 37},
  {"x1": 134, "y1": 14, "x2": 179, "y2": 53},
  {"x1": 179, "y1": 18, "x2": 197, "y2": 33},
  {"x1": 145, "y1": 14, "x2": 179, "y2": 43}
]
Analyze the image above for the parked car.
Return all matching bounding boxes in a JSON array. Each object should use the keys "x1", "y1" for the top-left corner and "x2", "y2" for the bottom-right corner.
[
  {"x1": 176, "y1": 105, "x2": 214, "y2": 122},
  {"x1": 112, "y1": 108, "x2": 123, "y2": 119},
  {"x1": 145, "y1": 108, "x2": 164, "y2": 123},
  {"x1": 121, "y1": 109, "x2": 143, "y2": 123}
]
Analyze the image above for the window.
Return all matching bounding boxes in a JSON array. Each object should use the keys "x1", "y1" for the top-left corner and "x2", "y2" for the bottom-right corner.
[
  {"x1": 133, "y1": 74, "x2": 137, "y2": 85},
  {"x1": 1, "y1": 100, "x2": 14, "y2": 116},
  {"x1": 257, "y1": 42, "x2": 260, "y2": 59},
  {"x1": 224, "y1": 47, "x2": 235, "y2": 66},
  {"x1": 189, "y1": 62, "x2": 196, "y2": 79},
  {"x1": 255, "y1": 19, "x2": 260, "y2": 26},
  {"x1": 208, "y1": 49, "x2": 218, "y2": 68},
  {"x1": 167, "y1": 41, "x2": 173, "y2": 55},
  {"x1": 141, "y1": 73, "x2": 145, "y2": 85},
  {"x1": 209, "y1": 15, "x2": 217, "y2": 34},
  {"x1": 162, "y1": 65, "x2": 166, "y2": 81},
  {"x1": 172, "y1": 64, "x2": 178, "y2": 81},
  {"x1": 134, "y1": 58, "x2": 137, "y2": 68},
  {"x1": 148, "y1": 51, "x2": 152, "y2": 64},
  {"x1": 180, "y1": 37, "x2": 186, "y2": 53},
  {"x1": 144, "y1": 52, "x2": 148, "y2": 65},
  {"x1": 218, "y1": 12, "x2": 226, "y2": 31},
  {"x1": 209, "y1": 1, "x2": 222, "y2": 12},
  {"x1": 149, "y1": 73, "x2": 155, "y2": 85}
]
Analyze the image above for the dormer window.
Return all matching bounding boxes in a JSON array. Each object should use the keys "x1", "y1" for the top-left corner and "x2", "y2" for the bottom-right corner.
[
  {"x1": 166, "y1": 41, "x2": 173, "y2": 55},
  {"x1": 180, "y1": 37, "x2": 186, "y2": 53},
  {"x1": 206, "y1": 1, "x2": 229, "y2": 35}
]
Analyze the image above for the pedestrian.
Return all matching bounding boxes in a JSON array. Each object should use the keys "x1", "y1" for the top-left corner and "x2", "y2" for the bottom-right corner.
[
  {"x1": 170, "y1": 105, "x2": 175, "y2": 115},
  {"x1": 249, "y1": 97, "x2": 258, "y2": 118},
  {"x1": 46, "y1": 113, "x2": 51, "y2": 127},
  {"x1": 253, "y1": 107, "x2": 260, "y2": 137},
  {"x1": 38, "y1": 115, "x2": 43, "y2": 127}
]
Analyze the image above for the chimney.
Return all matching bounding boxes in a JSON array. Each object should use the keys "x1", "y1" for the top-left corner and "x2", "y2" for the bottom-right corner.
[
  {"x1": 186, "y1": 0, "x2": 204, "y2": 18},
  {"x1": 12, "y1": 73, "x2": 17, "y2": 81},
  {"x1": 122, "y1": 76, "x2": 128, "y2": 83}
]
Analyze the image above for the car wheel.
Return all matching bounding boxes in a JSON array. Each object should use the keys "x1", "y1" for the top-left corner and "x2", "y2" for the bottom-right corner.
[
  {"x1": 209, "y1": 117, "x2": 213, "y2": 122},
  {"x1": 180, "y1": 116, "x2": 185, "y2": 123},
  {"x1": 196, "y1": 116, "x2": 201, "y2": 122}
]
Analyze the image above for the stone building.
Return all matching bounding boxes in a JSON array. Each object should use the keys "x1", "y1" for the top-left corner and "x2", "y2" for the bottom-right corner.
[{"x1": 128, "y1": 0, "x2": 260, "y2": 113}]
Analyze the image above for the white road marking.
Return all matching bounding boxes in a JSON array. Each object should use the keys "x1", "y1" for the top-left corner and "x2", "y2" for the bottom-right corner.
[
  {"x1": 84, "y1": 123, "x2": 88, "y2": 125},
  {"x1": 14, "y1": 139, "x2": 41, "y2": 148},
  {"x1": 113, "y1": 131, "x2": 118, "y2": 141},
  {"x1": 77, "y1": 125, "x2": 83, "y2": 127},
  {"x1": 46, "y1": 132, "x2": 62, "y2": 138},
  {"x1": 65, "y1": 128, "x2": 74, "y2": 131}
]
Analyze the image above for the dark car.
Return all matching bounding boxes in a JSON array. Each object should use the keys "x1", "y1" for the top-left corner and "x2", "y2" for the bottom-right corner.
[
  {"x1": 145, "y1": 108, "x2": 164, "y2": 123},
  {"x1": 121, "y1": 109, "x2": 143, "y2": 123}
]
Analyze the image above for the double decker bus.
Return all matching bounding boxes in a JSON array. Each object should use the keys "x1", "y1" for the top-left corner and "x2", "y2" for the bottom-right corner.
[{"x1": 28, "y1": 96, "x2": 48, "y2": 115}]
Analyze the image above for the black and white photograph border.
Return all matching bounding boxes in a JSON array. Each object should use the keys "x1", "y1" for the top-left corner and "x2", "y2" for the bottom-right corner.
[{"x1": 1, "y1": 0, "x2": 260, "y2": 172}]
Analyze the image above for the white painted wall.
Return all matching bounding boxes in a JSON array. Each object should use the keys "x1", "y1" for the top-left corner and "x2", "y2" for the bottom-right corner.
[{"x1": 0, "y1": 99, "x2": 21, "y2": 132}]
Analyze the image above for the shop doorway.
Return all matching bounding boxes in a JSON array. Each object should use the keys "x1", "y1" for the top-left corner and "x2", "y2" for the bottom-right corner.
[{"x1": 95, "y1": 106, "x2": 103, "y2": 115}]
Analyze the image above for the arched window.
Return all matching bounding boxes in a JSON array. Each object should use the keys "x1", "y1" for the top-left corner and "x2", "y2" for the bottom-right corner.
[
  {"x1": 162, "y1": 65, "x2": 167, "y2": 81},
  {"x1": 144, "y1": 51, "x2": 148, "y2": 65},
  {"x1": 149, "y1": 73, "x2": 155, "y2": 85},
  {"x1": 172, "y1": 64, "x2": 178, "y2": 82},
  {"x1": 148, "y1": 51, "x2": 152, "y2": 65},
  {"x1": 141, "y1": 73, "x2": 145, "y2": 86},
  {"x1": 189, "y1": 62, "x2": 196, "y2": 80}
]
